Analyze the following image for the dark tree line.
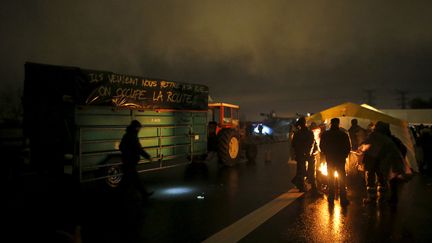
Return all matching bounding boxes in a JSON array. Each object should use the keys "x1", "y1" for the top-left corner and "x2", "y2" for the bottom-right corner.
[{"x1": 410, "y1": 97, "x2": 432, "y2": 109}]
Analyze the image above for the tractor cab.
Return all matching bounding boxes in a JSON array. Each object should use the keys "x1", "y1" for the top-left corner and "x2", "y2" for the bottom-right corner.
[{"x1": 208, "y1": 103, "x2": 240, "y2": 136}]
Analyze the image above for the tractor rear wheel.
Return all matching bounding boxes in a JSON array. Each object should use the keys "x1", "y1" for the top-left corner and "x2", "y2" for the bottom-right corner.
[{"x1": 217, "y1": 129, "x2": 240, "y2": 166}]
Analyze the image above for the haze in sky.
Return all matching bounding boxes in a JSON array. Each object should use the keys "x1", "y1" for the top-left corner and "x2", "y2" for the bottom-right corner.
[{"x1": 1, "y1": 0, "x2": 431, "y2": 120}]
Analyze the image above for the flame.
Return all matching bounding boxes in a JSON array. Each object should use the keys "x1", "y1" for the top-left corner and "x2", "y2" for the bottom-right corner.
[
  {"x1": 312, "y1": 128, "x2": 321, "y2": 148},
  {"x1": 319, "y1": 162, "x2": 338, "y2": 177},
  {"x1": 319, "y1": 162, "x2": 328, "y2": 176}
]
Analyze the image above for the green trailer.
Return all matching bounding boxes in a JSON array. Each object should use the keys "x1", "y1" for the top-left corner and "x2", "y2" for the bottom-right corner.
[{"x1": 23, "y1": 62, "x2": 208, "y2": 186}]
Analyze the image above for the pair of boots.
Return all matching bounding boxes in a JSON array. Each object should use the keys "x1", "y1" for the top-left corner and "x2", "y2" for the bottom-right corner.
[{"x1": 364, "y1": 185, "x2": 389, "y2": 204}]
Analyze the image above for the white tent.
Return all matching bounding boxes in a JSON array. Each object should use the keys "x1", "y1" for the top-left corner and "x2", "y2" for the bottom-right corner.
[{"x1": 307, "y1": 102, "x2": 418, "y2": 171}]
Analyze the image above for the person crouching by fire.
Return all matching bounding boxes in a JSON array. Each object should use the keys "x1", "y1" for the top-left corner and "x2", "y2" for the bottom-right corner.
[{"x1": 320, "y1": 118, "x2": 351, "y2": 205}]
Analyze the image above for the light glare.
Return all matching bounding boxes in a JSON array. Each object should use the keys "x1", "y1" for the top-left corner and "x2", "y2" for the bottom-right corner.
[
  {"x1": 162, "y1": 187, "x2": 194, "y2": 195},
  {"x1": 254, "y1": 124, "x2": 273, "y2": 135}
]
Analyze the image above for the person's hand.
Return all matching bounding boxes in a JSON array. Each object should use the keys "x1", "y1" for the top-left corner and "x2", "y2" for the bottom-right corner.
[
  {"x1": 352, "y1": 149, "x2": 362, "y2": 155},
  {"x1": 358, "y1": 144, "x2": 371, "y2": 153}
]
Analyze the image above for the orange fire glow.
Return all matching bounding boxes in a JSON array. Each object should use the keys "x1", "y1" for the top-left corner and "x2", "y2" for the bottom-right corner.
[
  {"x1": 318, "y1": 162, "x2": 338, "y2": 177},
  {"x1": 312, "y1": 128, "x2": 321, "y2": 148}
]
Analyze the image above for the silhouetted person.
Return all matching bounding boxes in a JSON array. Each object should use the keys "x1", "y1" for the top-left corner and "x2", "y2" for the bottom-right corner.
[
  {"x1": 291, "y1": 117, "x2": 320, "y2": 194},
  {"x1": 380, "y1": 122, "x2": 410, "y2": 204},
  {"x1": 258, "y1": 124, "x2": 264, "y2": 135},
  {"x1": 366, "y1": 122, "x2": 374, "y2": 136},
  {"x1": 119, "y1": 120, "x2": 153, "y2": 200},
  {"x1": 308, "y1": 122, "x2": 322, "y2": 196},
  {"x1": 360, "y1": 121, "x2": 406, "y2": 204},
  {"x1": 419, "y1": 127, "x2": 432, "y2": 174},
  {"x1": 320, "y1": 118, "x2": 351, "y2": 205},
  {"x1": 247, "y1": 122, "x2": 254, "y2": 136},
  {"x1": 348, "y1": 119, "x2": 367, "y2": 151}
]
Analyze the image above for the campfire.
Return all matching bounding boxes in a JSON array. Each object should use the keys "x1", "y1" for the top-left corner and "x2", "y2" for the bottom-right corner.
[{"x1": 318, "y1": 162, "x2": 339, "y2": 177}]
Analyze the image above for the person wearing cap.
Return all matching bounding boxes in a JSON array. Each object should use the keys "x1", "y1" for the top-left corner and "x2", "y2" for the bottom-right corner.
[
  {"x1": 119, "y1": 120, "x2": 154, "y2": 200},
  {"x1": 320, "y1": 118, "x2": 351, "y2": 205}
]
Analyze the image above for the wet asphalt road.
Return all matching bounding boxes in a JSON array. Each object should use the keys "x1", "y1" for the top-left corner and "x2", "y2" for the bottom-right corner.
[{"x1": 6, "y1": 141, "x2": 432, "y2": 243}]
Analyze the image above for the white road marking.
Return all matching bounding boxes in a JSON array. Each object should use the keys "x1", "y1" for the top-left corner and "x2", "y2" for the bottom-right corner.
[{"x1": 203, "y1": 188, "x2": 304, "y2": 243}]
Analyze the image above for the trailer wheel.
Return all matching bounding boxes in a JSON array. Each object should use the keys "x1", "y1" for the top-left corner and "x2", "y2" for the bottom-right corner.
[
  {"x1": 217, "y1": 129, "x2": 240, "y2": 166},
  {"x1": 106, "y1": 165, "x2": 122, "y2": 188}
]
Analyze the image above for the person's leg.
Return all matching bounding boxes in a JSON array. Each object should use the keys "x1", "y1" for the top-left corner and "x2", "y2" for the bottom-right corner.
[
  {"x1": 327, "y1": 164, "x2": 336, "y2": 201},
  {"x1": 293, "y1": 155, "x2": 307, "y2": 191},
  {"x1": 363, "y1": 162, "x2": 378, "y2": 204},
  {"x1": 338, "y1": 163, "x2": 349, "y2": 205},
  {"x1": 307, "y1": 155, "x2": 323, "y2": 196},
  {"x1": 388, "y1": 178, "x2": 399, "y2": 204},
  {"x1": 376, "y1": 168, "x2": 387, "y2": 192},
  {"x1": 120, "y1": 164, "x2": 133, "y2": 189},
  {"x1": 307, "y1": 155, "x2": 317, "y2": 188},
  {"x1": 129, "y1": 167, "x2": 153, "y2": 198},
  {"x1": 376, "y1": 165, "x2": 389, "y2": 203}
]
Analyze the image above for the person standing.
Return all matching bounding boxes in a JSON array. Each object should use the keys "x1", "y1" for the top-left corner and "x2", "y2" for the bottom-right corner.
[
  {"x1": 258, "y1": 124, "x2": 264, "y2": 135},
  {"x1": 364, "y1": 122, "x2": 408, "y2": 204},
  {"x1": 320, "y1": 118, "x2": 351, "y2": 205},
  {"x1": 119, "y1": 120, "x2": 153, "y2": 200},
  {"x1": 348, "y1": 119, "x2": 367, "y2": 151},
  {"x1": 419, "y1": 127, "x2": 432, "y2": 175},
  {"x1": 366, "y1": 122, "x2": 374, "y2": 136},
  {"x1": 291, "y1": 117, "x2": 321, "y2": 194}
]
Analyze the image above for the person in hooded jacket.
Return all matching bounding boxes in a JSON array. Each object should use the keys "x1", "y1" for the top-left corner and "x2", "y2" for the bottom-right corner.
[
  {"x1": 360, "y1": 121, "x2": 406, "y2": 204},
  {"x1": 120, "y1": 120, "x2": 154, "y2": 199},
  {"x1": 320, "y1": 118, "x2": 351, "y2": 205},
  {"x1": 379, "y1": 122, "x2": 410, "y2": 204}
]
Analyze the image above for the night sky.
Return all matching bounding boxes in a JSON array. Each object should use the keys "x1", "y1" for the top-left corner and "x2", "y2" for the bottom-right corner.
[{"x1": 1, "y1": 1, "x2": 431, "y2": 120}]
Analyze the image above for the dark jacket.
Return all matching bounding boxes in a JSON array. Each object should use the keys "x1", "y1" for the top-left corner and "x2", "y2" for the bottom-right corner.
[
  {"x1": 292, "y1": 127, "x2": 315, "y2": 158},
  {"x1": 119, "y1": 129, "x2": 151, "y2": 165},
  {"x1": 348, "y1": 125, "x2": 367, "y2": 150},
  {"x1": 320, "y1": 127, "x2": 351, "y2": 164},
  {"x1": 390, "y1": 135, "x2": 407, "y2": 158},
  {"x1": 362, "y1": 128, "x2": 405, "y2": 174}
]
